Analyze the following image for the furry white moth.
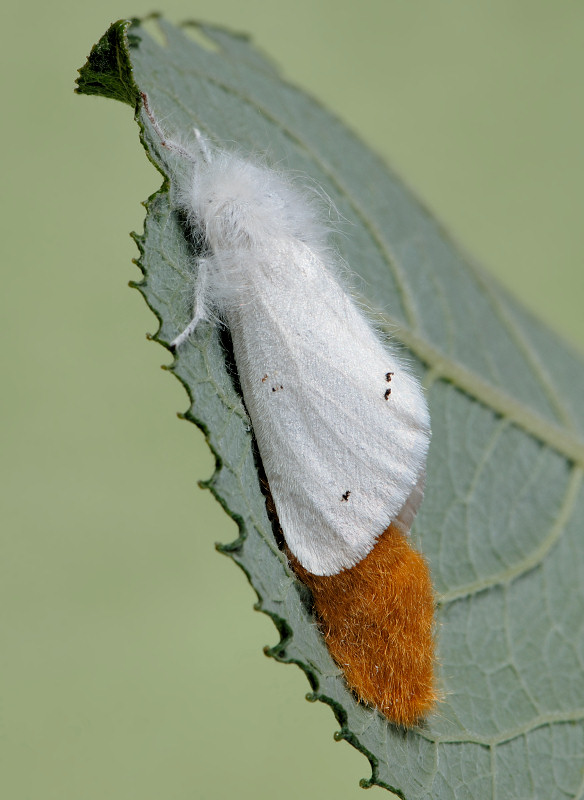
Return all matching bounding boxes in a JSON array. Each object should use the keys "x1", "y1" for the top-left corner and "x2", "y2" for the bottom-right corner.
[{"x1": 141, "y1": 94, "x2": 431, "y2": 578}]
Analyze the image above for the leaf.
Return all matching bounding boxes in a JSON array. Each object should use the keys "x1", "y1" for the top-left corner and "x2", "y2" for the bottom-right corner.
[{"x1": 76, "y1": 17, "x2": 584, "y2": 798}]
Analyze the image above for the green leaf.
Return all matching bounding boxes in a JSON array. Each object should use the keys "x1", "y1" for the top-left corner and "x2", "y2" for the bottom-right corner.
[
  {"x1": 75, "y1": 18, "x2": 140, "y2": 106},
  {"x1": 77, "y1": 17, "x2": 584, "y2": 798}
]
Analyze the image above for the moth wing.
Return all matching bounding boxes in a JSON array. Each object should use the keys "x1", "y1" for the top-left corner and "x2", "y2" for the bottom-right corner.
[{"x1": 229, "y1": 244, "x2": 430, "y2": 576}]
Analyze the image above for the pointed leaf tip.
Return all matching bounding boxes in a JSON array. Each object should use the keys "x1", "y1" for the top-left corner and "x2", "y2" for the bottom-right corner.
[{"x1": 76, "y1": 19, "x2": 140, "y2": 106}]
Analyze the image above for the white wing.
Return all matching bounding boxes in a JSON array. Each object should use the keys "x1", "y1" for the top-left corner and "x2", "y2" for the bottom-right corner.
[{"x1": 225, "y1": 239, "x2": 430, "y2": 576}]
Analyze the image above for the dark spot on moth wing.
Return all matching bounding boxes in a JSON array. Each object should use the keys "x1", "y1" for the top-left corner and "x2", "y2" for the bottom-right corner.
[
  {"x1": 341, "y1": 490, "x2": 351, "y2": 502},
  {"x1": 384, "y1": 388, "x2": 391, "y2": 400},
  {"x1": 261, "y1": 374, "x2": 268, "y2": 382},
  {"x1": 271, "y1": 384, "x2": 284, "y2": 392},
  {"x1": 386, "y1": 372, "x2": 394, "y2": 382}
]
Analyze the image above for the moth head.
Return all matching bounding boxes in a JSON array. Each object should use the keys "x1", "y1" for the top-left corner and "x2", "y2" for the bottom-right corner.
[{"x1": 187, "y1": 155, "x2": 289, "y2": 249}]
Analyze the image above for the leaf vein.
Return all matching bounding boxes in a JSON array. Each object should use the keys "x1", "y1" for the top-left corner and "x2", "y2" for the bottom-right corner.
[{"x1": 438, "y1": 467, "x2": 582, "y2": 603}]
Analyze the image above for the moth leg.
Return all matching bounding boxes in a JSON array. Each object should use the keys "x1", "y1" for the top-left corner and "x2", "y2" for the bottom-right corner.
[
  {"x1": 193, "y1": 128, "x2": 211, "y2": 164},
  {"x1": 171, "y1": 258, "x2": 211, "y2": 349},
  {"x1": 140, "y1": 92, "x2": 196, "y2": 162}
]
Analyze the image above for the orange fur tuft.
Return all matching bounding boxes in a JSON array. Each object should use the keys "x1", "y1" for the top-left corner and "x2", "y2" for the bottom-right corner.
[{"x1": 289, "y1": 524, "x2": 436, "y2": 726}]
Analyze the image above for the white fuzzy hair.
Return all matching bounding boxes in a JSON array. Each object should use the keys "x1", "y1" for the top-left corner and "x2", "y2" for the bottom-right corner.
[{"x1": 140, "y1": 93, "x2": 431, "y2": 576}]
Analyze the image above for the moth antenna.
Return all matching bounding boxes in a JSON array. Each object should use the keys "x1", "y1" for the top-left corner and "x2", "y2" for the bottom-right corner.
[
  {"x1": 193, "y1": 128, "x2": 212, "y2": 164},
  {"x1": 140, "y1": 91, "x2": 202, "y2": 164}
]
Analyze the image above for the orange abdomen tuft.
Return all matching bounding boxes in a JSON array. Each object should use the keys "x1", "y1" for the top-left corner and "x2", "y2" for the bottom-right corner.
[{"x1": 290, "y1": 524, "x2": 436, "y2": 726}]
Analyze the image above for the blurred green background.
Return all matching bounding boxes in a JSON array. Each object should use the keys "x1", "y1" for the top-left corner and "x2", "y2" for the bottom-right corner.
[{"x1": 3, "y1": 2, "x2": 583, "y2": 798}]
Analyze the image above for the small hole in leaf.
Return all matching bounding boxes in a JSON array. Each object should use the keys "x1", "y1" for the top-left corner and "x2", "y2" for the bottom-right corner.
[
  {"x1": 182, "y1": 24, "x2": 221, "y2": 53},
  {"x1": 139, "y1": 16, "x2": 168, "y2": 48}
]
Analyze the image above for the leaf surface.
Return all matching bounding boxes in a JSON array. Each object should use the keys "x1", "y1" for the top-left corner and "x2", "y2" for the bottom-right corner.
[{"x1": 77, "y1": 18, "x2": 584, "y2": 798}]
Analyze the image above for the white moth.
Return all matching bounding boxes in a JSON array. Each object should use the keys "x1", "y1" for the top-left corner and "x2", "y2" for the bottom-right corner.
[{"x1": 142, "y1": 94, "x2": 431, "y2": 577}]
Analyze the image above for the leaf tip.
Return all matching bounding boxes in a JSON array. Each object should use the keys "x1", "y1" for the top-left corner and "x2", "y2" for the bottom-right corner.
[{"x1": 75, "y1": 18, "x2": 140, "y2": 107}]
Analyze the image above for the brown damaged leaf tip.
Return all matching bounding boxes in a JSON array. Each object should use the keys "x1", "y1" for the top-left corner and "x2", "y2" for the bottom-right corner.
[{"x1": 289, "y1": 524, "x2": 436, "y2": 726}]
